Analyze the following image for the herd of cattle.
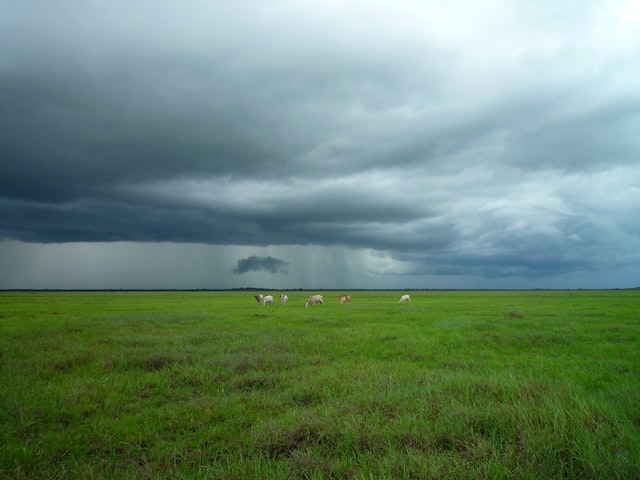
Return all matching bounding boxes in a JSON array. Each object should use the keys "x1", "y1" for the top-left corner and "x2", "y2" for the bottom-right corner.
[{"x1": 254, "y1": 293, "x2": 411, "y2": 307}]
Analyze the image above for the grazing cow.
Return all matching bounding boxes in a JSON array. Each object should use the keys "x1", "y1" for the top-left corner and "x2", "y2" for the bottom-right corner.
[
  {"x1": 305, "y1": 294, "x2": 324, "y2": 308},
  {"x1": 280, "y1": 293, "x2": 288, "y2": 305},
  {"x1": 399, "y1": 294, "x2": 411, "y2": 304},
  {"x1": 338, "y1": 294, "x2": 351, "y2": 304},
  {"x1": 255, "y1": 294, "x2": 273, "y2": 305}
]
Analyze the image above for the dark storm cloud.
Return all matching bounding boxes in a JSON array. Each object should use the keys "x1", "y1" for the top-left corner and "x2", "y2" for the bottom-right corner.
[
  {"x1": 233, "y1": 255, "x2": 289, "y2": 275},
  {"x1": 1, "y1": 0, "x2": 639, "y2": 288}
]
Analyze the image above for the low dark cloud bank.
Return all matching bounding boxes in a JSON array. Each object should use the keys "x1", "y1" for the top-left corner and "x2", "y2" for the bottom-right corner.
[
  {"x1": 233, "y1": 255, "x2": 289, "y2": 275},
  {"x1": 1, "y1": 1, "x2": 639, "y2": 288}
]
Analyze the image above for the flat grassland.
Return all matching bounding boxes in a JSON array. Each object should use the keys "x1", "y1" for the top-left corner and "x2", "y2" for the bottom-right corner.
[{"x1": 1, "y1": 290, "x2": 639, "y2": 479}]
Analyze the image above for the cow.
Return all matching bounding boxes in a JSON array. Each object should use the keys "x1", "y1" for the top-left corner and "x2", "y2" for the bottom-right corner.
[
  {"x1": 399, "y1": 294, "x2": 411, "y2": 304},
  {"x1": 305, "y1": 294, "x2": 324, "y2": 308},
  {"x1": 338, "y1": 294, "x2": 351, "y2": 304},
  {"x1": 280, "y1": 293, "x2": 288, "y2": 305},
  {"x1": 255, "y1": 294, "x2": 273, "y2": 305}
]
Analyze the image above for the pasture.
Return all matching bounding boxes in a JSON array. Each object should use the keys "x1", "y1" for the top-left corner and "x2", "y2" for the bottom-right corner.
[{"x1": 1, "y1": 290, "x2": 639, "y2": 479}]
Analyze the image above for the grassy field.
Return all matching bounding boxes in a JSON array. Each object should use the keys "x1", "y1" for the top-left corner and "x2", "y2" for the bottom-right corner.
[{"x1": 1, "y1": 290, "x2": 639, "y2": 479}]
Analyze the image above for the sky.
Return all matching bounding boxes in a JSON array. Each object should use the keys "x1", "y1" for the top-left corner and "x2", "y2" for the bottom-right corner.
[{"x1": 1, "y1": 0, "x2": 639, "y2": 290}]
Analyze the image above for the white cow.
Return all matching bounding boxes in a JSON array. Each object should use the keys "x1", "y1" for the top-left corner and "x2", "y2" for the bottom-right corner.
[
  {"x1": 305, "y1": 294, "x2": 324, "y2": 308},
  {"x1": 399, "y1": 294, "x2": 411, "y2": 304},
  {"x1": 280, "y1": 293, "x2": 288, "y2": 305},
  {"x1": 255, "y1": 294, "x2": 273, "y2": 305}
]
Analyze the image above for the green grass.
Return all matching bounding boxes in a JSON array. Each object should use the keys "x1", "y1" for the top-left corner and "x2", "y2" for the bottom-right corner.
[{"x1": 1, "y1": 290, "x2": 639, "y2": 479}]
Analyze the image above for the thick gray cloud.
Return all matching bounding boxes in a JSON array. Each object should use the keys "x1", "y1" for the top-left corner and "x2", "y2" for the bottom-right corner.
[
  {"x1": 1, "y1": 0, "x2": 639, "y2": 289},
  {"x1": 233, "y1": 255, "x2": 289, "y2": 275}
]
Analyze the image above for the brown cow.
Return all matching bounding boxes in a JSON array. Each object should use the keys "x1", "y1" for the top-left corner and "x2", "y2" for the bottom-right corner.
[{"x1": 338, "y1": 294, "x2": 351, "y2": 304}]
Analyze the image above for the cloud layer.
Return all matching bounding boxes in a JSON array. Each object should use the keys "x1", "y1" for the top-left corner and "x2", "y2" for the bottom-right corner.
[{"x1": 1, "y1": 1, "x2": 639, "y2": 288}]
